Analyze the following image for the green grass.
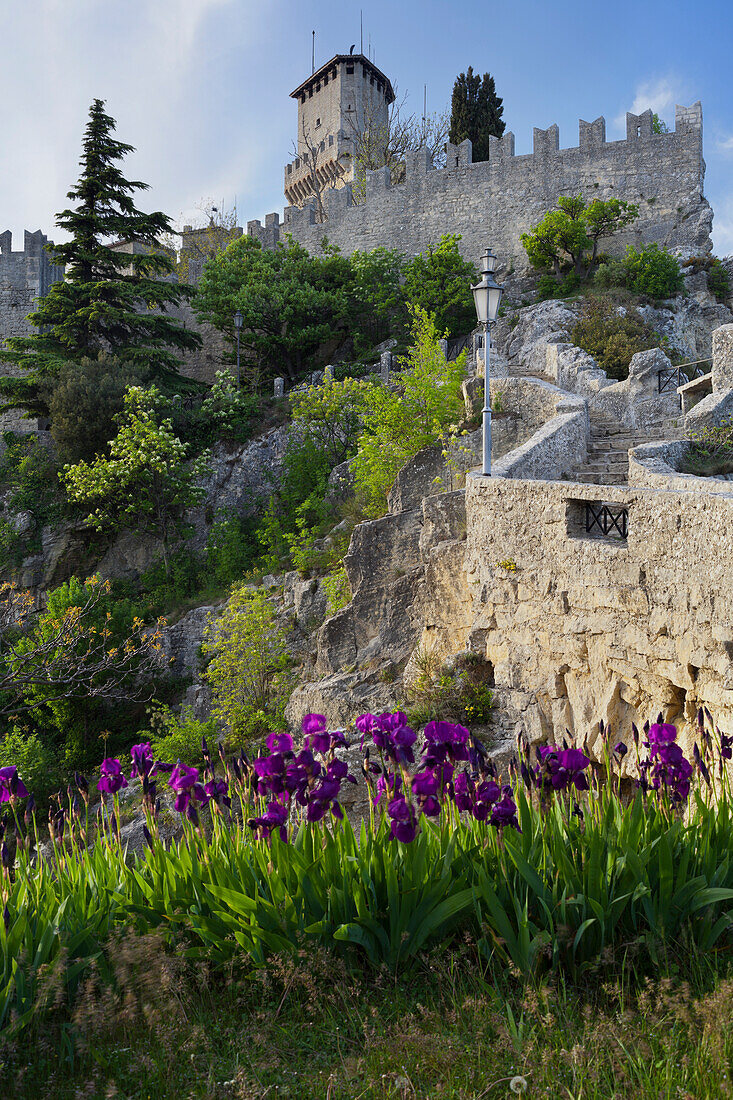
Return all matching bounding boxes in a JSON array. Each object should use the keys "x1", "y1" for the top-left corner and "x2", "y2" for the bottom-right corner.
[{"x1": 2, "y1": 941, "x2": 733, "y2": 1099}]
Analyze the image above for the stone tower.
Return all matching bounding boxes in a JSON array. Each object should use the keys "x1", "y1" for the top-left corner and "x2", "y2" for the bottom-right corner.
[{"x1": 284, "y1": 51, "x2": 395, "y2": 207}]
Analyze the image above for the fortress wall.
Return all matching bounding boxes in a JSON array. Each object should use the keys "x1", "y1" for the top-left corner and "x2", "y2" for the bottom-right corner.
[{"x1": 249, "y1": 104, "x2": 710, "y2": 270}]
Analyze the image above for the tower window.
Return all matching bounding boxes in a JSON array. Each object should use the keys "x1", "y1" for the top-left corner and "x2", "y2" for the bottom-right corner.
[
  {"x1": 309, "y1": 88, "x2": 313, "y2": 98},
  {"x1": 315, "y1": 118, "x2": 321, "y2": 128},
  {"x1": 637, "y1": 125, "x2": 641, "y2": 137},
  {"x1": 324, "y1": 74, "x2": 328, "y2": 85},
  {"x1": 370, "y1": 76, "x2": 374, "y2": 85},
  {"x1": 346, "y1": 64, "x2": 354, "y2": 74},
  {"x1": 316, "y1": 82, "x2": 320, "y2": 92}
]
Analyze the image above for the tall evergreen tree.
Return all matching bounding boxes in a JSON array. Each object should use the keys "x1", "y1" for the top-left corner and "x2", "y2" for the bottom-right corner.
[
  {"x1": 449, "y1": 68, "x2": 505, "y2": 163},
  {"x1": 0, "y1": 99, "x2": 200, "y2": 418}
]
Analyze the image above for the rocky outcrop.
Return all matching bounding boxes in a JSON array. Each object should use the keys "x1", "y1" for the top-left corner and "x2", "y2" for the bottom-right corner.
[
  {"x1": 589, "y1": 347, "x2": 680, "y2": 430},
  {"x1": 494, "y1": 299, "x2": 578, "y2": 377}
]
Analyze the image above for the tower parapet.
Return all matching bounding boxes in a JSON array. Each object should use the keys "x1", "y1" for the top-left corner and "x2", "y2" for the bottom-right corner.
[
  {"x1": 251, "y1": 101, "x2": 710, "y2": 271},
  {"x1": 0, "y1": 231, "x2": 64, "y2": 343}
]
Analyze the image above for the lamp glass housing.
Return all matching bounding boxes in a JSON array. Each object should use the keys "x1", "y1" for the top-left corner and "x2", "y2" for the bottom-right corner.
[{"x1": 234, "y1": 310, "x2": 243, "y2": 330}]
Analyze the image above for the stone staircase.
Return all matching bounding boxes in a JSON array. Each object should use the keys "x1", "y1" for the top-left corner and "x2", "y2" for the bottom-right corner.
[{"x1": 571, "y1": 409, "x2": 685, "y2": 486}]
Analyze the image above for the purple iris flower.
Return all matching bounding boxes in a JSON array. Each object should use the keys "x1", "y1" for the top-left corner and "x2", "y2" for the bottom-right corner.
[
  {"x1": 302, "y1": 714, "x2": 327, "y2": 735},
  {"x1": 387, "y1": 795, "x2": 418, "y2": 842},
  {"x1": 97, "y1": 758, "x2": 128, "y2": 796},
  {"x1": 647, "y1": 723, "x2": 677, "y2": 746},
  {"x1": 266, "y1": 732, "x2": 293, "y2": 754},
  {"x1": 490, "y1": 793, "x2": 520, "y2": 830},
  {"x1": 614, "y1": 742, "x2": 628, "y2": 758},
  {"x1": 720, "y1": 733, "x2": 733, "y2": 761},
  {"x1": 130, "y1": 742, "x2": 155, "y2": 779},
  {"x1": 412, "y1": 769, "x2": 440, "y2": 799},
  {"x1": 0, "y1": 766, "x2": 28, "y2": 802},
  {"x1": 204, "y1": 778, "x2": 231, "y2": 807},
  {"x1": 423, "y1": 721, "x2": 470, "y2": 764},
  {"x1": 249, "y1": 800, "x2": 288, "y2": 842},
  {"x1": 168, "y1": 764, "x2": 209, "y2": 814},
  {"x1": 453, "y1": 771, "x2": 474, "y2": 812}
]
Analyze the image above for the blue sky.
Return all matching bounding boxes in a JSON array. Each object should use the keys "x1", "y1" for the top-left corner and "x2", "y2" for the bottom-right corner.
[{"x1": 1, "y1": 0, "x2": 732, "y2": 252}]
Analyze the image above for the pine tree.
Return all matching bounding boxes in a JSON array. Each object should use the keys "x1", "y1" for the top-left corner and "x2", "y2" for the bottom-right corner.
[
  {"x1": 0, "y1": 99, "x2": 201, "y2": 418},
  {"x1": 449, "y1": 68, "x2": 506, "y2": 163}
]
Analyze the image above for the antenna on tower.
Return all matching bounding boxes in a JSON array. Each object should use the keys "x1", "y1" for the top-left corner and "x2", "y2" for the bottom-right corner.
[
  {"x1": 423, "y1": 84, "x2": 427, "y2": 122},
  {"x1": 360, "y1": 10, "x2": 363, "y2": 54},
  {"x1": 312, "y1": 30, "x2": 315, "y2": 74}
]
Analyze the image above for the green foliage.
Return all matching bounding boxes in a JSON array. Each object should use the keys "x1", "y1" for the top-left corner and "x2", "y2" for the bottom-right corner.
[
  {"x1": 0, "y1": 726, "x2": 62, "y2": 805},
  {"x1": 0, "y1": 99, "x2": 199, "y2": 419},
  {"x1": 621, "y1": 243, "x2": 684, "y2": 298},
  {"x1": 407, "y1": 649, "x2": 495, "y2": 728},
  {"x1": 321, "y1": 564, "x2": 351, "y2": 616},
  {"x1": 48, "y1": 354, "x2": 144, "y2": 463},
  {"x1": 203, "y1": 586, "x2": 292, "y2": 748},
  {"x1": 7, "y1": 576, "x2": 154, "y2": 773},
  {"x1": 652, "y1": 112, "x2": 670, "y2": 134},
  {"x1": 199, "y1": 370, "x2": 257, "y2": 443},
  {"x1": 62, "y1": 386, "x2": 210, "y2": 574},
  {"x1": 350, "y1": 246, "x2": 407, "y2": 352},
  {"x1": 0, "y1": 434, "x2": 64, "y2": 572},
  {"x1": 353, "y1": 308, "x2": 466, "y2": 517},
  {"x1": 402, "y1": 234, "x2": 477, "y2": 338},
  {"x1": 522, "y1": 196, "x2": 639, "y2": 283},
  {"x1": 448, "y1": 67, "x2": 505, "y2": 161},
  {"x1": 194, "y1": 235, "x2": 356, "y2": 389},
  {"x1": 571, "y1": 296, "x2": 664, "y2": 380},
  {"x1": 146, "y1": 703, "x2": 217, "y2": 766},
  {"x1": 205, "y1": 509, "x2": 258, "y2": 588},
  {"x1": 684, "y1": 418, "x2": 733, "y2": 477},
  {"x1": 708, "y1": 258, "x2": 731, "y2": 302},
  {"x1": 595, "y1": 244, "x2": 684, "y2": 299},
  {"x1": 289, "y1": 375, "x2": 372, "y2": 467}
]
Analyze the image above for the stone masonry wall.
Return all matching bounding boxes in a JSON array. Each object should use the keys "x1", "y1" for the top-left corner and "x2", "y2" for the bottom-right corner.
[
  {"x1": 462, "y1": 473, "x2": 733, "y2": 749},
  {"x1": 249, "y1": 103, "x2": 711, "y2": 271}
]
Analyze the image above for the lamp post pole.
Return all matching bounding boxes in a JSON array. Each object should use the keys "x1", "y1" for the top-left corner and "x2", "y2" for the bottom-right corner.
[
  {"x1": 471, "y1": 248, "x2": 504, "y2": 478},
  {"x1": 482, "y1": 321, "x2": 491, "y2": 476},
  {"x1": 234, "y1": 310, "x2": 243, "y2": 388}
]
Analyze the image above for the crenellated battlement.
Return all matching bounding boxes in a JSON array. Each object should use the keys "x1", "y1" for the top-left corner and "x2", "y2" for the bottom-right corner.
[
  {"x1": 248, "y1": 103, "x2": 709, "y2": 271},
  {"x1": 0, "y1": 231, "x2": 64, "y2": 345}
]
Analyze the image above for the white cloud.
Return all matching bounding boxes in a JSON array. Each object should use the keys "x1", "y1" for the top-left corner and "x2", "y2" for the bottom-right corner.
[
  {"x1": 0, "y1": 0, "x2": 283, "y2": 244},
  {"x1": 717, "y1": 136, "x2": 733, "y2": 154},
  {"x1": 613, "y1": 75, "x2": 692, "y2": 134}
]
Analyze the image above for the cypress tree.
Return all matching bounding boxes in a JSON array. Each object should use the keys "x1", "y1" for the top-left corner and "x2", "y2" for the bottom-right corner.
[
  {"x1": 0, "y1": 99, "x2": 200, "y2": 418},
  {"x1": 449, "y1": 68, "x2": 506, "y2": 163}
]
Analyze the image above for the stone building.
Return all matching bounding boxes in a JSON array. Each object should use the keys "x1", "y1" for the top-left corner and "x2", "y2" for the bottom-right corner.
[
  {"x1": 0, "y1": 230, "x2": 63, "y2": 342},
  {"x1": 284, "y1": 52, "x2": 395, "y2": 208},
  {"x1": 251, "y1": 98, "x2": 713, "y2": 274}
]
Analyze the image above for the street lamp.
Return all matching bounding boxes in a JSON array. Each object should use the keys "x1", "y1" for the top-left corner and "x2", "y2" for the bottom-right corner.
[
  {"x1": 472, "y1": 248, "x2": 504, "y2": 476},
  {"x1": 233, "y1": 310, "x2": 243, "y2": 388}
]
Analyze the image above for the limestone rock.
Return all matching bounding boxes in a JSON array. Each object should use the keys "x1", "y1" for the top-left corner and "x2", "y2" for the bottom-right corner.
[
  {"x1": 589, "y1": 347, "x2": 679, "y2": 430},
  {"x1": 160, "y1": 604, "x2": 220, "y2": 679},
  {"x1": 494, "y1": 300, "x2": 578, "y2": 377}
]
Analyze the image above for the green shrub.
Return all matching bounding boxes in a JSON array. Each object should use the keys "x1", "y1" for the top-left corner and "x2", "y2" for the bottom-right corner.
[
  {"x1": 146, "y1": 704, "x2": 217, "y2": 766},
  {"x1": 0, "y1": 433, "x2": 65, "y2": 572},
  {"x1": 48, "y1": 354, "x2": 144, "y2": 463},
  {"x1": 205, "y1": 509, "x2": 258, "y2": 587},
  {"x1": 0, "y1": 726, "x2": 62, "y2": 804},
  {"x1": 571, "y1": 296, "x2": 664, "y2": 380},
  {"x1": 199, "y1": 371, "x2": 257, "y2": 443},
  {"x1": 402, "y1": 234, "x2": 477, "y2": 338},
  {"x1": 353, "y1": 307, "x2": 466, "y2": 517},
  {"x1": 322, "y1": 564, "x2": 351, "y2": 616},
  {"x1": 203, "y1": 586, "x2": 292, "y2": 750},
  {"x1": 708, "y1": 259, "x2": 731, "y2": 303},
  {"x1": 622, "y1": 243, "x2": 683, "y2": 299},
  {"x1": 684, "y1": 418, "x2": 733, "y2": 477}
]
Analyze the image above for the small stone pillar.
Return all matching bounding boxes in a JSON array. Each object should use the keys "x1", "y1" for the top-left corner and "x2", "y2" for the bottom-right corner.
[
  {"x1": 380, "y1": 351, "x2": 392, "y2": 383},
  {"x1": 273, "y1": 377, "x2": 285, "y2": 398},
  {"x1": 712, "y1": 325, "x2": 733, "y2": 392},
  {"x1": 324, "y1": 364, "x2": 334, "y2": 382},
  {"x1": 438, "y1": 338, "x2": 449, "y2": 360}
]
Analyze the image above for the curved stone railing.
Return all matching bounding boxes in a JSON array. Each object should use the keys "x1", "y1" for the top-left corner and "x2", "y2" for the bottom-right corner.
[
  {"x1": 628, "y1": 440, "x2": 733, "y2": 495},
  {"x1": 491, "y1": 381, "x2": 588, "y2": 482}
]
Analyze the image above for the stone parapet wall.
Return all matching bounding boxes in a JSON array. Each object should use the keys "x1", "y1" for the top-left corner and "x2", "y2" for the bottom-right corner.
[
  {"x1": 465, "y1": 473, "x2": 733, "y2": 745},
  {"x1": 249, "y1": 103, "x2": 710, "y2": 271}
]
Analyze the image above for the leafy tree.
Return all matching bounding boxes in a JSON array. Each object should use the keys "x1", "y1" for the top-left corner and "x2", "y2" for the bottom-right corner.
[
  {"x1": 403, "y1": 235, "x2": 477, "y2": 338},
  {"x1": 522, "y1": 196, "x2": 639, "y2": 282},
  {"x1": 48, "y1": 354, "x2": 144, "y2": 463},
  {"x1": 449, "y1": 68, "x2": 505, "y2": 162},
  {"x1": 708, "y1": 259, "x2": 731, "y2": 303},
  {"x1": 652, "y1": 113, "x2": 670, "y2": 134},
  {"x1": 62, "y1": 387, "x2": 210, "y2": 574},
  {"x1": 3, "y1": 576, "x2": 165, "y2": 769},
  {"x1": 203, "y1": 587, "x2": 292, "y2": 747},
  {"x1": 194, "y1": 235, "x2": 356, "y2": 387},
  {"x1": 290, "y1": 375, "x2": 372, "y2": 467},
  {"x1": 0, "y1": 99, "x2": 200, "y2": 419},
  {"x1": 350, "y1": 246, "x2": 407, "y2": 349},
  {"x1": 354, "y1": 307, "x2": 466, "y2": 516}
]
